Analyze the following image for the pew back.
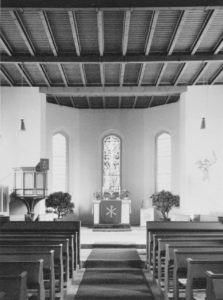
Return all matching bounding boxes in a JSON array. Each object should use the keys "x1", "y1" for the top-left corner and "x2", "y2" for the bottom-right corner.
[
  {"x1": 0, "y1": 271, "x2": 27, "y2": 300},
  {"x1": 206, "y1": 271, "x2": 223, "y2": 300}
]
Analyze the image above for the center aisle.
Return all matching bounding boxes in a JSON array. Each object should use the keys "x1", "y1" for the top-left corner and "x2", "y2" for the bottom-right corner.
[{"x1": 74, "y1": 247, "x2": 160, "y2": 300}]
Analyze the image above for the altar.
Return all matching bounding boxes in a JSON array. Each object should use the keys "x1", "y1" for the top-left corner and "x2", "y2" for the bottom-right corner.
[{"x1": 93, "y1": 199, "x2": 131, "y2": 225}]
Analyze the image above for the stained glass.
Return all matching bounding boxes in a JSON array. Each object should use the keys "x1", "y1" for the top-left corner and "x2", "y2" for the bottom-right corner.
[{"x1": 103, "y1": 135, "x2": 121, "y2": 193}]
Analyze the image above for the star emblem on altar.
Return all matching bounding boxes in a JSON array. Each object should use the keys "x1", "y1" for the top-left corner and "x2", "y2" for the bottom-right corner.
[{"x1": 106, "y1": 205, "x2": 117, "y2": 218}]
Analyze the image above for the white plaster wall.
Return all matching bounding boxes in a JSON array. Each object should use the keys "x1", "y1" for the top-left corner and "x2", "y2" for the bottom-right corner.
[
  {"x1": 0, "y1": 87, "x2": 46, "y2": 214},
  {"x1": 180, "y1": 86, "x2": 223, "y2": 216},
  {"x1": 45, "y1": 103, "x2": 180, "y2": 225}
]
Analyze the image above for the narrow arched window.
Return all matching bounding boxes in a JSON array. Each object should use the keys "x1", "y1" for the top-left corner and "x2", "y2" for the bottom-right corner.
[
  {"x1": 156, "y1": 133, "x2": 171, "y2": 191},
  {"x1": 52, "y1": 133, "x2": 67, "y2": 192},
  {"x1": 103, "y1": 135, "x2": 121, "y2": 193}
]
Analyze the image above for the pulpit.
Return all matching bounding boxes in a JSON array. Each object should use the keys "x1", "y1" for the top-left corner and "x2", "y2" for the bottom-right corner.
[{"x1": 93, "y1": 199, "x2": 131, "y2": 225}]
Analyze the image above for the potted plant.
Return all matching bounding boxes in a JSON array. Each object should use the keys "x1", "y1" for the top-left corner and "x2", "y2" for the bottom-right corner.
[
  {"x1": 45, "y1": 191, "x2": 74, "y2": 219},
  {"x1": 150, "y1": 190, "x2": 180, "y2": 221},
  {"x1": 93, "y1": 192, "x2": 103, "y2": 201},
  {"x1": 120, "y1": 189, "x2": 130, "y2": 199}
]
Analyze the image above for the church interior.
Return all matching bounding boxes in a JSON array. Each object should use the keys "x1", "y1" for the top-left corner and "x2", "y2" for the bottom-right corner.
[{"x1": 0, "y1": 0, "x2": 223, "y2": 299}]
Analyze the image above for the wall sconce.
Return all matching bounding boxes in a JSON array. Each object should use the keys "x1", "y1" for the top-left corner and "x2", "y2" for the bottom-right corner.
[
  {"x1": 20, "y1": 119, "x2": 26, "y2": 131},
  {"x1": 200, "y1": 117, "x2": 206, "y2": 129}
]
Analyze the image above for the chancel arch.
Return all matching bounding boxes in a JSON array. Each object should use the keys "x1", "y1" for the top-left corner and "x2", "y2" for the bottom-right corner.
[
  {"x1": 156, "y1": 132, "x2": 172, "y2": 192},
  {"x1": 52, "y1": 132, "x2": 69, "y2": 192}
]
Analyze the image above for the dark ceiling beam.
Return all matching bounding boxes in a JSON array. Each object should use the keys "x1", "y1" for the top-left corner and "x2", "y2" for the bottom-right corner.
[
  {"x1": 36, "y1": 63, "x2": 51, "y2": 86},
  {"x1": 155, "y1": 63, "x2": 167, "y2": 86},
  {"x1": 173, "y1": 62, "x2": 188, "y2": 85},
  {"x1": 209, "y1": 64, "x2": 223, "y2": 84},
  {"x1": 15, "y1": 63, "x2": 33, "y2": 86},
  {"x1": 57, "y1": 64, "x2": 68, "y2": 86},
  {"x1": 120, "y1": 63, "x2": 125, "y2": 86},
  {"x1": 40, "y1": 10, "x2": 58, "y2": 56},
  {"x1": 79, "y1": 64, "x2": 87, "y2": 85},
  {"x1": 10, "y1": 10, "x2": 35, "y2": 56},
  {"x1": 3, "y1": 53, "x2": 223, "y2": 64},
  {"x1": 145, "y1": 11, "x2": 159, "y2": 55},
  {"x1": 167, "y1": 10, "x2": 188, "y2": 55},
  {"x1": 100, "y1": 63, "x2": 105, "y2": 86},
  {"x1": 2, "y1": 0, "x2": 223, "y2": 10},
  {"x1": 40, "y1": 86, "x2": 186, "y2": 96},
  {"x1": 0, "y1": 32, "x2": 13, "y2": 56},
  {"x1": 0, "y1": 65, "x2": 14, "y2": 86},
  {"x1": 122, "y1": 10, "x2": 131, "y2": 55},
  {"x1": 191, "y1": 62, "x2": 209, "y2": 85},
  {"x1": 138, "y1": 63, "x2": 146, "y2": 86},
  {"x1": 191, "y1": 9, "x2": 217, "y2": 55},
  {"x1": 68, "y1": 11, "x2": 81, "y2": 56},
  {"x1": 214, "y1": 36, "x2": 223, "y2": 54},
  {"x1": 97, "y1": 10, "x2": 104, "y2": 56}
]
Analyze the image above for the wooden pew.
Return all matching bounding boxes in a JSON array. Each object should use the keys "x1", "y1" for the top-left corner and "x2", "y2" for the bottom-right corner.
[
  {"x1": 0, "y1": 221, "x2": 81, "y2": 267},
  {"x1": 173, "y1": 250, "x2": 223, "y2": 300},
  {"x1": 0, "y1": 251, "x2": 55, "y2": 300},
  {"x1": 206, "y1": 271, "x2": 223, "y2": 300},
  {"x1": 0, "y1": 237, "x2": 70, "y2": 284},
  {"x1": 185, "y1": 259, "x2": 223, "y2": 300},
  {"x1": 0, "y1": 259, "x2": 45, "y2": 300},
  {"x1": 157, "y1": 237, "x2": 223, "y2": 285},
  {"x1": 0, "y1": 244, "x2": 63, "y2": 298},
  {"x1": 164, "y1": 245, "x2": 223, "y2": 299},
  {"x1": 0, "y1": 271, "x2": 28, "y2": 300},
  {"x1": 0, "y1": 232, "x2": 76, "y2": 275},
  {"x1": 146, "y1": 221, "x2": 223, "y2": 267}
]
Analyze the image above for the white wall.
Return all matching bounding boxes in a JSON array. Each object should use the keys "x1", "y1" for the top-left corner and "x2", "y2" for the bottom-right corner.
[
  {"x1": 179, "y1": 86, "x2": 223, "y2": 216},
  {"x1": 0, "y1": 87, "x2": 46, "y2": 214},
  {"x1": 46, "y1": 103, "x2": 180, "y2": 225}
]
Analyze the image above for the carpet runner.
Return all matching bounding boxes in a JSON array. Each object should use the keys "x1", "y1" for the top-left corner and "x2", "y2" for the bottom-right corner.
[{"x1": 74, "y1": 248, "x2": 156, "y2": 299}]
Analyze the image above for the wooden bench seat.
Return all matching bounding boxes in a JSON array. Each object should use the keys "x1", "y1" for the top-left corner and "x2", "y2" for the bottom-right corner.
[
  {"x1": 0, "y1": 245, "x2": 63, "y2": 299},
  {"x1": 0, "y1": 237, "x2": 70, "y2": 284},
  {"x1": 0, "y1": 271, "x2": 28, "y2": 300},
  {"x1": 0, "y1": 259, "x2": 45, "y2": 300},
  {"x1": 206, "y1": 271, "x2": 223, "y2": 300},
  {"x1": 172, "y1": 250, "x2": 223, "y2": 300},
  {"x1": 0, "y1": 251, "x2": 55, "y2": 300}
]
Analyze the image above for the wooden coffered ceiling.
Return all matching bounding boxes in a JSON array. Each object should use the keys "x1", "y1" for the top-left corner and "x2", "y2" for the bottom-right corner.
[{"x1": 0, "y1": 0, "x2": 223, "y2": 109}]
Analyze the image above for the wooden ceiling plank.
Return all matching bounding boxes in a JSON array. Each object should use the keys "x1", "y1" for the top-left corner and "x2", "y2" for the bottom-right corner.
[
  {"x1": 68, "y1": 11, "x2": 81, "y2": 56},
  {"x1": 3, "y1": 53, "x2": 222, "y2": 64},
  {"x1": 191, "y1": 62, "x2": 209, "y2": 85},
  {"x1": 145, "y1": 10, "x2": 159, "y2": 55},
  {"x1": 2, "y1": 0, "x2": 223, "y2": 10},
  {"x1": 36, "y1": 63, "x2": 51, "y2": 86},
  {"x1": 167, "y1": 10, "x2": 188, "y2": 55},
  {"x1": 40, "y1": 86, "x2": 186, "y2": 96},
  {"x1": 0, "y1": 32, "x2": 13, "y2": 56},
  {"x1": 102, "y1": 96, "x2": 106, "y2": 108},
  {"x1": 79, "y1": 63, "x2": 86, "y2": 86},
  {"x1": 69, "y1": 96, "x2": 75, "y2": 107},
  {"x1": 149, "y1": 96, "x2": 154, "y2": 107},
  {"x1": 173, "y1": 62, "x2": 188, "y2": 85},
  {"x1": 120, "y1": 63, "x2": 125, "y2": 86},
  {"x1": 100, "y1": 63, "x2": 105, "y2": 86},
  {"x1": 86, "y1": 97, "x2": 91, "y2": 108},
  {"x1": 0, "y1": 65, "x2": 14, "y2": 86},
  {"x1": 138, "y1": 63, "x2": 146, "y2": 86},
  {"x1": 10, "y1": 10, "x2": 35, "y2": 56},
  {"x1": 118, "y1": 96, "x2": 122, "y2": 109},
  {"x1": 57, "y1": 63, "x2": 68, "y2": 86},
  {"x1": 15, "y1": 63, "x2": 32, "y2": 86},
  {"x1": 122, "y1": 10, "x2": 131, "y2": 55},
  {"x1": 214, "y1": 36, "x2": 223, "y2": 54},
  {"x1": 40, "y1": 10, "x2": 58, "y2": 56},
  {"x1": 97, "y1": 10, "x2": 104, "y2": 56},
  {"x1": 155, "y1": 63, "x2": 167, "y2": 86},
  {"x1": 54, "y1": 96, "x2": 60, "y2": 105},
  {"x1": 191, "y1": 9, "x2": 217, "y2": 55},
  {"x1": 209, "y1": 64, "x2": 223, "y2": 84},
  {"x1": 132, "y1": 96, "x2": 138, "y2": 108},
  {"x1": 165, "y1": 95, "x2": 171, "y2": 104}
]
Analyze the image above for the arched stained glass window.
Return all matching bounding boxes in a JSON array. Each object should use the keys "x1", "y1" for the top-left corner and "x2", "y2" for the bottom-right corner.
[
  {"x1": 156, "y1": 133, "x2": 171, "y2": 192},
  {"x1": 52, "y1": 133, "x2": 67, "y2": 192},
  {"x1": 103, "y1": 135, "x2": 121, "y2": 193}
]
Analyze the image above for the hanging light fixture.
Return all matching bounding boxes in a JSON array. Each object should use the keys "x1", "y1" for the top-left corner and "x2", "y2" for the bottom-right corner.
[
  {"x1": 200, "y1": 117, "x2": 206, "y2": 129},
  {"x1": 20, "y1": 119, "x2": 26, "y2": 131}
]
